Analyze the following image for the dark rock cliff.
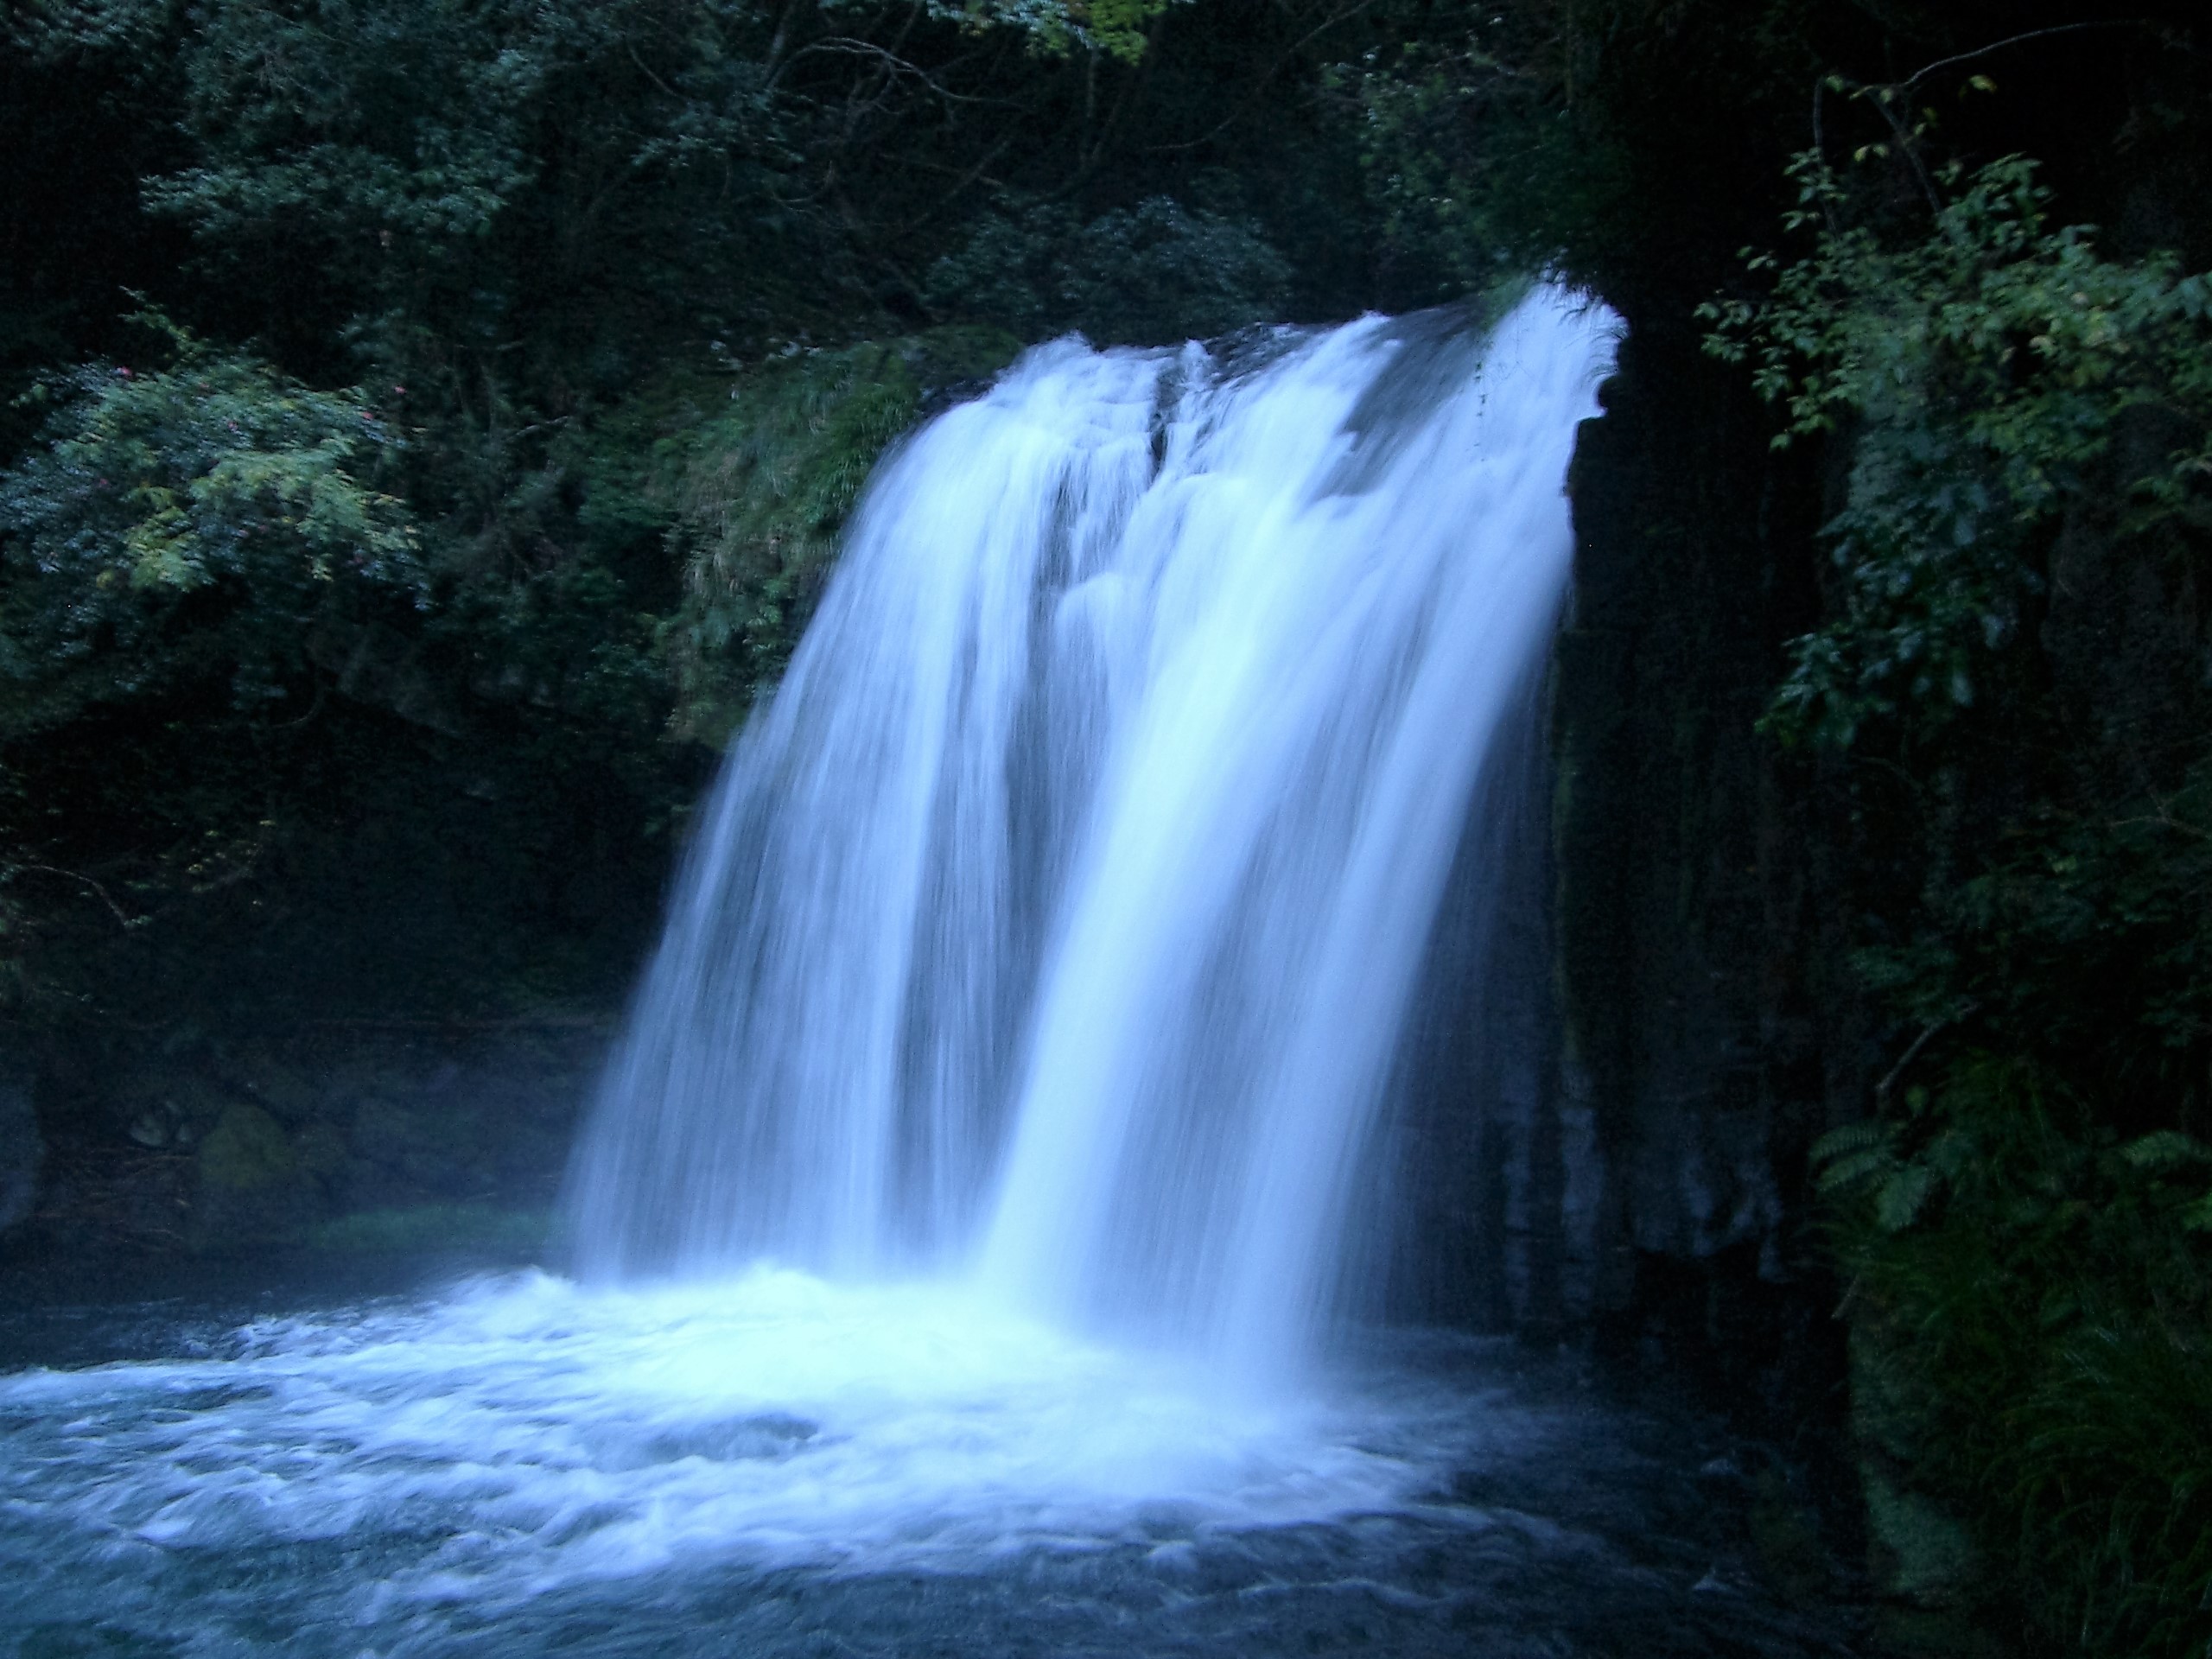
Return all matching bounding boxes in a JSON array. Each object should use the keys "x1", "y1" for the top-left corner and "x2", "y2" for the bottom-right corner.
[
  {"x1": 1550, "y1": 320, "x2": 1850, "y2": 1389},
  {"x1": 1395, "y1": 316, "x2": 1856, "y2": 1421}
]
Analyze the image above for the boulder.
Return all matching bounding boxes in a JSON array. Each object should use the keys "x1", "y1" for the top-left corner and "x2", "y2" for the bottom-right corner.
[{"x1": 194, "y1": 1101, "x2": 321, "y2": 1249}]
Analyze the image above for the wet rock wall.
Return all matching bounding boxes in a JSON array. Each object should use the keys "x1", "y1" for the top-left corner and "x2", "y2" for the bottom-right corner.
[{"x1": 1412, "y1": 315, "x2": 1865, "y2": 1422}]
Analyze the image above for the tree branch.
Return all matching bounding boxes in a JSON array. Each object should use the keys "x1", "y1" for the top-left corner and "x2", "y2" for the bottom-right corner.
[
  {"x1": 1898, "y1": 20, "x2": 2156, "y2": 92},
  {"x1": 12, "y1": 864, "x2": 143, "y2": 930}
]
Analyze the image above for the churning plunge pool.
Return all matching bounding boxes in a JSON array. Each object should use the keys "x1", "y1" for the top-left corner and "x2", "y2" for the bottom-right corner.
[{"x1": 0, "y1": 1265, "x2": 1860, "y2": 1659}]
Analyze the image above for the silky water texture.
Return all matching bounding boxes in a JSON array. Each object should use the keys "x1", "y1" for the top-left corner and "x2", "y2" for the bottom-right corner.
[{"x1": 569, "y1": 289, "x2": 1611, "y2": 1374}]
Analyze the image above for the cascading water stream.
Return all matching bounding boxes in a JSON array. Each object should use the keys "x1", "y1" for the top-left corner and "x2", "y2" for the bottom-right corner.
[
  {"x1": 566, "y1": 286, "x2": 1616, "y2": 1375},
  {"x1": 0, "y1": 290, "x2": 1856, "y2": 1656}
]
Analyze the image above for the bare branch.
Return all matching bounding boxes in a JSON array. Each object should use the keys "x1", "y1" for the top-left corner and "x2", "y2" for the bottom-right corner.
[
  {"x1": 1875, "y1": 1004, "x2": 1978, "y2": 1108},
  {"x1": 1898, "y1": 20, "x2": 2157, "y2": 91},
  {"x1": 1148, "y1": 0, "x2": 1376, "y2": 154},
  {"x1": 12, "y1": 864, "x2": 143, "y2": 930}
]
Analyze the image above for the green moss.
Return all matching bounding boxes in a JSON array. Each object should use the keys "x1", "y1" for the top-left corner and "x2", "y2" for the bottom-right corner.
[
  {"x1": 309, "y1": 1203, "x2": 549, "y2": 1259},
  {"x1": 192, "y1": 1098, "x2": 319, "y2": 1251},
  {"x1": 292, "y1": 1121, "x2": 348, "y2": 1179},
  {"x1": 657, "y1": 327, "x2": 1021, "y2": 744}
]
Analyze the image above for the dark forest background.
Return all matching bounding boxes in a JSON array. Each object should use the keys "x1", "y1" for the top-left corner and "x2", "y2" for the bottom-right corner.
[{"x1": 4, "y1": 2, "x2": 2212, "y2": 1651}]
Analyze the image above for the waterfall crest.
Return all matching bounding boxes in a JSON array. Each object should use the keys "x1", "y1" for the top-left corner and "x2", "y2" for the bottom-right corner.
[{"x1": 565, "y1": 288, "x2": 1614, "y2": 1372}]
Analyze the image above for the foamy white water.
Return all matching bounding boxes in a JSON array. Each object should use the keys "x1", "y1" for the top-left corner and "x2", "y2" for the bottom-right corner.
[
  {"x1": 0, "y1": 1278, "x2": 1859, "y2": 1658},
  {"x1": 0, "y1": 1271, "x2": 1513, "y2": 1609},
  {"x1": 566, "y1": 288, "x2": 1615, "y2": 1376}
]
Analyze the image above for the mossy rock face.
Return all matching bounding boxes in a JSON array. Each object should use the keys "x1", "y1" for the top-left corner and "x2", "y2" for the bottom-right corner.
[
  {"x1": 192, "y1": 1101, "x2": 320, "y2": 1250},
  {"x1": 292, "y1": 1120, "x2": 349, "y2": 1179},
  {"x1": 226, "y1": 1049, "x2": 319, "y2": 1124},
  {"x1": 346, "y1": 1093, "x2": 493, "y2": 1194},
  {"x1": 658, "y1": 327, "x2": 1024, "y2": 745},
  {"x1": 346, "y1": 1094, "x2": 415, "y2": 1148}
]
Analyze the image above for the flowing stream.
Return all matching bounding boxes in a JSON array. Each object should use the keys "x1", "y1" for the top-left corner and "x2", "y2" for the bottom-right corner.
[{"x1": 0, "y1": 291, "x2": 1861, "y2": 1657}]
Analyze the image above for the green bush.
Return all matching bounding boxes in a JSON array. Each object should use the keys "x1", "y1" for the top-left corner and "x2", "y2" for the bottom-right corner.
[
  {"x1": 0, "y1": 319, "x2": 423, "y2": 739},
  {"x1": 1817, "y1": 1057, "x2": 2212, "y2": 1651},
  {"x1": 1705, "y1": 154, "x2": 2212, "y2": 752},
  {"x1": 1710, "y1": 132, "x2": 2212, "y2": 1653}
]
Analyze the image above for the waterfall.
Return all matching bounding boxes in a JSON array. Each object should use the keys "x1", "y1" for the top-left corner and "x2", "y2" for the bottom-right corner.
[{"x1": 565, "y1": 287, "x2": 1614, "y2": 1374}]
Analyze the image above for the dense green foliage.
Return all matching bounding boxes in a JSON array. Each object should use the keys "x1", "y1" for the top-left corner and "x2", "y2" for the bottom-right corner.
[
  {"x1": 0, "y1": 0, "x2": 1400, "y2": 1037},
  {"x1": 0, "y1": 324, "x2": 423, "y2": 734},
  {"x1": 657, "y1": 327, "x2": 1020, "y2": 740},
  {"x1": 1819, "y1": 1060, "x2": 2212, "y2": 1651},
  {"x1": 1709, "y1": 154, "x2": 2212, "y2": 750},
  {"x1": 1699, "y1": 52, "x2": 2212, "y2": 1654}
]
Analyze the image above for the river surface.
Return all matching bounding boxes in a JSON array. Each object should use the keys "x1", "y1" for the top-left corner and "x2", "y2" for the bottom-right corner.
[{"x1": 0, "y1": 1262, "x2": 1863, "y2": 1659}]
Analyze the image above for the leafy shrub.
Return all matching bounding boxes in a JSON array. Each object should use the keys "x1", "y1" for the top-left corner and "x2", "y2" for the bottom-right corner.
[
  {"x1": 0, "y1": 319, "x2": 423, "y2": 737},
  {"x1": 1816, "y1": 1057, "x2": 2212, "y2": 1651},
  {"x1": 1704, "y1": 154, "x2": 2212, "y2": 751},
  {"x1": 1707, "y1": 137, "x2": 2212, "y2": 1653}
]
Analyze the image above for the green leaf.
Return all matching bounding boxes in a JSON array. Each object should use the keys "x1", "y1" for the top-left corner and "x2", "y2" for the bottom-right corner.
[
  {"x1": 1813, "y1": 1121, "x2": 1889, "y2": 1163},
  {"x1": 2120, "y1": 1132, "x2": 2212, "y2": 1173},
  {"x1": 1876, "y1": 1162, "x2": 1939, "y2": 1232}
]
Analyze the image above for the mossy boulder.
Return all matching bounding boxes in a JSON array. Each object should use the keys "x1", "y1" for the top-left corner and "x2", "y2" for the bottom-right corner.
[
  {"x1": 192, "y1": 1100, "x2": 321, "y2": 1250},
  {"x1": 198, "y1": 1100, "x2": 294, "y2": 1188},
  {"x1": 1860, "y1": 1464, "x2": 1978, "y2": 1606}
]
